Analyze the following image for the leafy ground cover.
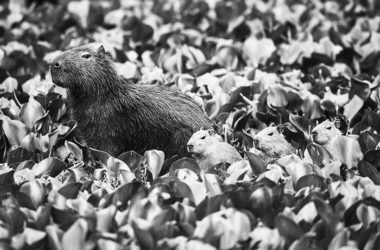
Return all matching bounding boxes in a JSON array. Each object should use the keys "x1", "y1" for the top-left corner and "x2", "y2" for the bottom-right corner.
[{"x1": 1, "y1": 0, "x2": 380, "y2": 249}]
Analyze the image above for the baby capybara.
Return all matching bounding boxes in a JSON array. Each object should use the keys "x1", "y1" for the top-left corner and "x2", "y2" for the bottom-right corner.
[{"x1": 50, "y1": 44, "x2": 213, "y2": 157}]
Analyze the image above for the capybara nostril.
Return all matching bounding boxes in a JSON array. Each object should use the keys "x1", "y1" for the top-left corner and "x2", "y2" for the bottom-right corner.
[
  {"x1": 312, "y1": 131, "x2": 318, "y2": 137},
  {"x1": 187, "y1": 144, "x2": 194, "y2": 152}
]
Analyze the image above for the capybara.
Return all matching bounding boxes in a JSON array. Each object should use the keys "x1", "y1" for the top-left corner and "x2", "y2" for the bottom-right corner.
[
  {"x1": 187, "y1": 129, "x2": 242, "y2": 171},
  {"x1": 50, "y1": 44, "x2": 213, "y2": 157},
  {"x1": 252, "y1": 125, "x2": 296, "y2": 163}
]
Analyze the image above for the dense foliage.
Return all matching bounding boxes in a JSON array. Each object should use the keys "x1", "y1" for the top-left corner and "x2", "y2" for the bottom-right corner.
[{"x1": 1, "y1": 0, "x2": 380, "y2": 249}]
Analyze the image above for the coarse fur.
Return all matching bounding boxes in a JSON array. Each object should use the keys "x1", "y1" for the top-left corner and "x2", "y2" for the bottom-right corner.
[
  {"x1": 187, "y1": 129, "x2": 242, "y2": 171},
  {"x1": 50, "y1": 44, "x2": 213, "y2": 157},
  {"x1": 253, "y1": 126, "x2": 296, "y2": 162},
  {"x1": 311, "y1": 120, "x2": 342, "y2": 145}
]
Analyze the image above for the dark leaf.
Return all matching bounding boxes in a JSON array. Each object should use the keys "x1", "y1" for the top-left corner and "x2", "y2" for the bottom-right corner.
[
  {"x1": 159, "y1": 155, "x2": 180, "y2": 176},
  {"x1": 7, "y1": 147, "x2": 33, "y2": 165},
  {"x1": 363, "y1": 150, "x2": 380, "y2": 168},
  {"x1": 313, "y1": 197, "x2": 342, "y2": 236},
  {"x1": 195, "y1": 195, "x2": 227, "y2": 220},
  {"x1": 32, "y1": 157, "x2": 67, "y2": 177},
  {"x1": 58, "y1": 182, "x2": 82, "y2": 199},
  {"x1": 132, "y1": 220, "x2": 155, "y2": 250},
  {"x1": 169, "y1": 158, "x2": 200, "y2": 178},
  {"x1": 0, "y1": 170, "x2": 14, "y2": 185},
  {"x1": 307, "y1": 143, "x2": 333, "y2": 167},
  {"x1": 87, "y1": 188, "x2": 109, "y2": 208},
  {"x1": 358, "y1": 160, "x2": 380, "y2": 185},
  {"x1": 168, "y1": 179, "x2": 195, "y2": 203},
  {"x1": 295, "y1": 174, "x2": 326, "y2": 191},
  {"x1": 275, "y1": 214, "x2": 303, "y2": 245},
  {"x1": 19, "y1": 180, "x2": 46, "y2": 209},
  {"x1": 290, "y1": 236, "x2": 323, "y2": 250},
  {"x1": 90, "y1": 147, "x2": 111, "y2": 166},
  {"x1": 245, "y1": 151, "x2": 266, "y2": 175},
  {"x1": 350, "y1": 75, "x2": 371, "y2": 100},
  {"x1": 118, "y1": 151, "x2": 142, "y2": 171},
  {"x1": 358, "y1": 131, "x2": 380, "y2": 153},
  {"x1": 232, "y1": 110, "x2": 252, "y2": 131},
  {"x1": 289, "y1": 114, "x2": 310, "y2": 140},
  {"x1": 112, "y1": 182, "x2": 147, "y2": 210},
  {"x1": 51, "y1": 207, "x2": 77, "y2": 231},
  {"x1": 256, "y1": 111, "x2": 280, "y2": 125},
  {"x1": 0, "y1": 207, "x2": 26, "y2": 236},
  {"x1": 228, "y1": 86, "x2": 254, "y2": 108},
  {"x1": 353, "y1": 109, "x2": 380, "y2": 134},
  {"x1": 249, "y1": 186, "x2": 273, "y2": 216}
]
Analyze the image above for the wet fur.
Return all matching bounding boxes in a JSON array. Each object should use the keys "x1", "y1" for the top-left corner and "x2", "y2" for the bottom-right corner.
[{"x1": 50, "y1": 45, "x2": 213, "y2": 157}]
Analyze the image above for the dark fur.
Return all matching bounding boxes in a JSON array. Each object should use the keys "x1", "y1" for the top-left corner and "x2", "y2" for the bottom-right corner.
[{"x1": 50, "y1": 45, "x2": 213, "y2": 157}]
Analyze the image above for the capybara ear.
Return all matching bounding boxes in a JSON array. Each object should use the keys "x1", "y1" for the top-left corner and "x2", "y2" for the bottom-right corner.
[
  {"x1": 208, "y1": 128, "x2": 216, "y2": 136},
  {"x1": 97, "y1": 45, "x2": 106, "y2": 57},
  {"x1": 334, "y1": 118, "x2": 341, "y2": 129},
  {"x1": 276, "y1": 124, "x2": 284, "y2": 134}
]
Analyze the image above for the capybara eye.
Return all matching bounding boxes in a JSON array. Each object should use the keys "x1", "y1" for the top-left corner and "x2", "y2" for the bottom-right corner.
[
  {"x1": 268, "y1": 132, "x2": 273, "y2": 136},
  {"x1": 326, "y1": 126, "x2": 332, "y2": 130},
  {"x1": 200, "y1": 136, "x2": 206, "y2": 140},
  {"x1": 82, "y1": 53, "x2": 91, "y2": 59}
]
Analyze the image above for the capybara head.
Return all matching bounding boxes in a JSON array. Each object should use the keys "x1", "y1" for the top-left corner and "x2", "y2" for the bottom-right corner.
[
  {"x1": 253, "y1": 125, "x2": 295, "y2": 157},
  {"x1": 187, "y1": 129, "x2": 220, "y2": 156},
  {"x1": 311, "y1": 120, "x2": 341, "y2": 145},
  {"x1": 50, "y1": 44, "x2": 117, "y2": 92}
]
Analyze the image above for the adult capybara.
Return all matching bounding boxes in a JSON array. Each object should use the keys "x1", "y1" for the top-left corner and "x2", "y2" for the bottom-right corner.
[{"x1": 50, "y1": 44, "x2": 213, "y2": 157}]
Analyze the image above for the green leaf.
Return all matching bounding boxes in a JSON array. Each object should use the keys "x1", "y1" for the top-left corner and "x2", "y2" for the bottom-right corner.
[
  {"x1": 2, "y1": 119, "x2": 29, "y2": 146},
  {"x1": 19, "y1": 97, "x2": 46, "y2": 130},
  {"x1": 307, "y1": 143, "x2": 333, "y2": 167},
  {"x1": 245, "y1": 151, "x2": 266, "y2": 175},
  {"x1": 19, "y1": 180, "x2": 46, "y2": 209},
  {"x1": 65, "y1": 141, "x2": 83, "y2": 162},
  {"x1": 32, "y1": 157, "x2": 67, "y2": 177},
  {"x1": 275, "y1": 214, "x2": 303, "y2": 245},
  {"x1": 7, "y1": 147, "x2": 33, "y2": 165},
  {"x1": 132, "y1": 219, "x2": 155, "y2": 250},
  {"x1": 358, "y1": 131, "x2": 380, "y2": 153},
  {"x1": 46, "y1": 225, "x2": 63, "y2": 250},
  {"x1": 295, "y1": 174, "x2": 326, "y2": 191},
  {"x1": 58, "y1": 182, "x2": 82, "y2": 199},
  {"x1": 0, "y1": 170, "x2": 14, "y2": 185},
  {"x1": 328, "y1": 228, "x2": 350, "y2": 250},
  {"x1": 118, "y1": 150, "x2": 142, "y2": 171},
  {"x1": 358, "y1": 160, "x2": 380, "y2": 185},
  {"x1": 356, "y1": 204, "x2": 380, "y2": 229},
  {"x1": 169, "y1": 158, "x2": 200, "y2": 178},
  {"x1": 332, "y1": 136, "x2": 363, "y2": 169},
  {"x1": 21, "y1": 132, "x2": 49, "y2": 153},
  {"x1": 142, "y1": 150, "x2": 164, "y2": 179},
  {"x1": 97, "y1": 239, "x2": 124, "y2": 250},
  {"x1": 289, "y1": 114, "x2": 310, "y2": 140},
  {"x1": 96, "y1": 205, "x2": 116, "y2": 232},
  {"x1": 61, "y1": 219, "x2": 88, "y2": 250}
]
